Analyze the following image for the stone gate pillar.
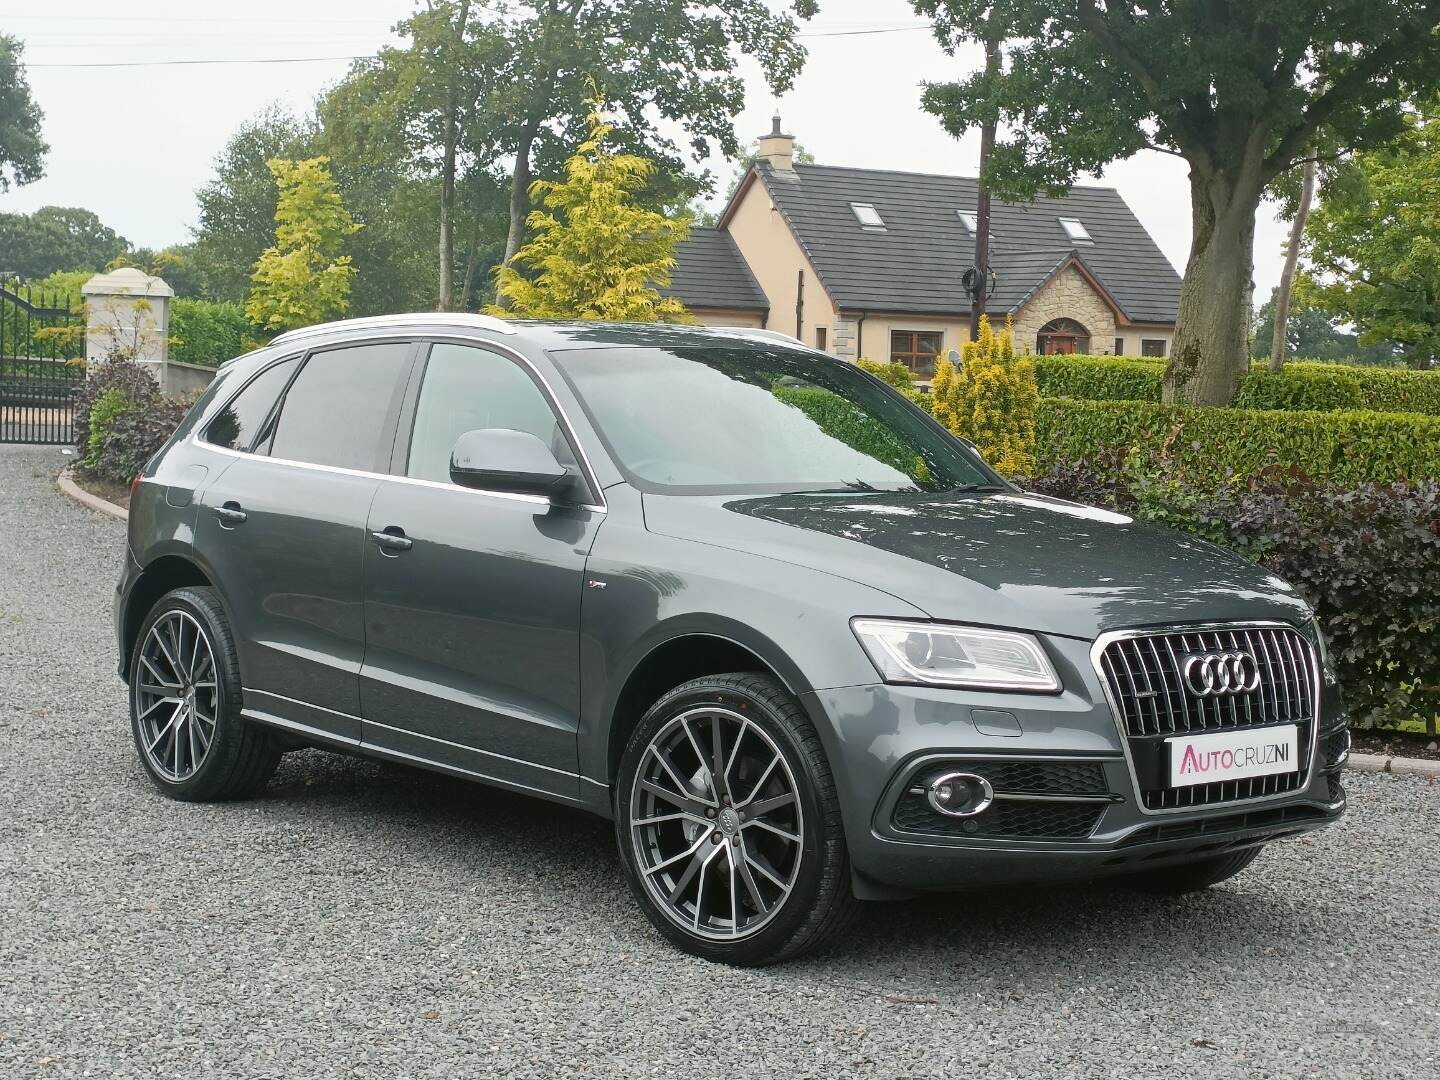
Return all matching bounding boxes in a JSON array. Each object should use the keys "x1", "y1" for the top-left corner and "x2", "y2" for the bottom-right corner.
[{"x1": 81, "y1": 267, "x2": 173, "y2": 383}]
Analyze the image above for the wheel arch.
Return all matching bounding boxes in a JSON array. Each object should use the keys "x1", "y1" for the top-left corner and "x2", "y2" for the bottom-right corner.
[
  {"x1": 120, "y1": 555, "x2": 214, "y2": 677},
  {"x1": 603, "y1": 622, "x2": 814, "y2": 787}
]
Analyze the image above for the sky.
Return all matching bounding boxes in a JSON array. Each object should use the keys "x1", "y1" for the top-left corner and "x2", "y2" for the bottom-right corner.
[{"x1": 0, "y1": 0, "x2": 1292, "y2": 300}]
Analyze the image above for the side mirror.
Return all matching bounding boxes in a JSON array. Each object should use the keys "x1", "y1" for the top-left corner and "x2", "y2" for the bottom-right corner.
[{"x1": 449, "y1": 428, "x2": 574, "y2": 497}]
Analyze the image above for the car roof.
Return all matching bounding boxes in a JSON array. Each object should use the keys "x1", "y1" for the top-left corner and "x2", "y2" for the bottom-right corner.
[{"x1": 256, "y1": 314, "x2": 804, "y2": 354}]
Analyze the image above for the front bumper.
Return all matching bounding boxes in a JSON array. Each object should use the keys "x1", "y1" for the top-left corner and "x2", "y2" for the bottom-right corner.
[{"x1": 803, "y1": 632, "x2": 1348, "y2": 894}]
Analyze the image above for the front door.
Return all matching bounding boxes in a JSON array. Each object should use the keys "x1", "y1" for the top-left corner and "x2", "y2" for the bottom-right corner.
[
  {"x1": 195, "y1": 340, "x2": 416, "y2": 742},
  {"x1": 359, "y1": 342, "x2": 603, "y2": 799},
  {"x1": 1043, "y1": 335, "x2": 1078, "y2": 355}
]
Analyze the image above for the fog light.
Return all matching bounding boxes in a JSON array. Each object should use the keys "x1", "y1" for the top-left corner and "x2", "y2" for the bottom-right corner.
[{"x1": 926, "y1": 772, "x2": 995, "y2": 818}]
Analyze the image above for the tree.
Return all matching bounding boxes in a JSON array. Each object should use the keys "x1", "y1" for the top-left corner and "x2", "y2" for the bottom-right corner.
[
  {"x1": 1298, "y1": 104, "x2": 1440, "y2": 368},
  {"x1": 483, "y1": 0, "x2": 816, "y2": 295},
  {"x1": 0, "y1": 206, "x2": 128, "y2": 278},
  {"x1": 0, "y1": 34, "x2": 45, "y2": 191},
  {"x1": 913, "y1": 1, "x2": 1440, "y2": 405},
  {"x1": 488, "y1": 109, "x2": 692, "y2": 322},
  {"x1": 192, "y1": 107, "x2": 318, "y2": 301},
  {"x1": 246, "y1": 158, "x2": 360, "y2": 332}
]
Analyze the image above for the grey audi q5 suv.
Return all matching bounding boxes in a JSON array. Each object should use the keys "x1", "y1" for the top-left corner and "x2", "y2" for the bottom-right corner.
[{"x1": 115, "y1": 314, "x2": 1348, "y2": 965}]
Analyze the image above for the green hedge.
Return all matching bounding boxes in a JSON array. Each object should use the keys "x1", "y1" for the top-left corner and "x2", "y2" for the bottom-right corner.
[
  {"x1": 1035, "y1": 354, "x2": 1440, "y2": 416},
  {"x1": 1035, "y1": 399, "x2": 1440, "y2": 486},
  {"x1": 168, "y1": 299, "x2": 255, "y2": 367}
]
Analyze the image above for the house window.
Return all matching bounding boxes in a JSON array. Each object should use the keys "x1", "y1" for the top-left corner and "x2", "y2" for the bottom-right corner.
[
  {"x1": 1036, "y1": 318, "x2": 1090, "y2": 355},
  {"x1": 1114, "y1": 337, "x2": 1125, "y2": 355},
  {"x1": 815, "y1": 327, "x2": 827, "y2": 351},
  {"x1": 1141, "y1": 338, "x2": 1167, "y2": 357},
  {"x1": 1058, "y1": 217, "x2": 1093, "y2": 244},
  {"x1": 850, "y1": 202, "x2": 886, "y2": 231},
  {"x1": 891, "y1": 330, "x2": 943, "y2": 376},
  {"x1": 957, "y1": 210, "x2": 978, "y2": 232}
]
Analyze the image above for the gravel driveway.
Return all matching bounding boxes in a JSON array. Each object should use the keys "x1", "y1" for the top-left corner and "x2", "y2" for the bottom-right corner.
[{"x1": 2, "y1": 442, "x2": 1437, "y2": 1080}]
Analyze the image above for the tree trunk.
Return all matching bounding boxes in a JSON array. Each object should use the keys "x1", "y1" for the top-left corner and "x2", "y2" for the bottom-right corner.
[
  {"x1": 496, "y1": 125, "x2": 538, "y2": 308},
  {"x1": 1269, "y1": 159, "x2": 1317, "y2": 373},
  {"x1": 1163, "y1": 167, "x2": 1263, "y2": 406},
  {"x1": 436, "y1": 0, "x2": 472, "y2": 312}
]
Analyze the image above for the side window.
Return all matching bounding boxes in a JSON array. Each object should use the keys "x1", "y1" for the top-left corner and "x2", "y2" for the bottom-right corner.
[
  {"x1": 268, "y1": 342, "x2": 413, "y2": 471},
  {"x1": 406, "y1": 342, "x2": 573, "y2": 485},
  {"x1": 203, "y1": 357, "x2": 300, "y2": 451}
]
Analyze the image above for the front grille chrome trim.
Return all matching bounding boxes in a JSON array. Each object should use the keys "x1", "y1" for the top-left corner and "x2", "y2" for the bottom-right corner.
[{"x1": 1091, "y1": 621, "x2": 1322, "y2": 817}]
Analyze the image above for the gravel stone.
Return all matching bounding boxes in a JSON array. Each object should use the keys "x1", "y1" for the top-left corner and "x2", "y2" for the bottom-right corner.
[{"x1": 3, "y1": 443, "x2": 1438, "y2": 1079}]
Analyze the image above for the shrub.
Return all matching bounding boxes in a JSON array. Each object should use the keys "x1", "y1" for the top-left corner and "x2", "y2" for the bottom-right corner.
[
  {"x1": 83, "y1": 388, "x2": 132, "y2": 472},
  {"x1": 930, "y1": 317, "x2": 1039, "y2": 479},
  {"x1": 1036, "y1": 399, "x2": 1440, "y2": 486},
  {"x1": 169, "y1": 299, "x2": 256, "y2": 366},
  {"x1": 1036, "y1": 353, "x2": 1440, "y2": 415},
  {"x1": 73, "y1": 354, "x2": 191, "y2": 484},
  {"x1": 1031, "y1": 458, "x2": 1440, "y2": 732}
]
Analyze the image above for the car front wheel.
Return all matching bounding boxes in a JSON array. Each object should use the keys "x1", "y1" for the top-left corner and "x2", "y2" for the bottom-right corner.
[{"x1": 615, "y1": 672, "x2": 858, "y2": 966}]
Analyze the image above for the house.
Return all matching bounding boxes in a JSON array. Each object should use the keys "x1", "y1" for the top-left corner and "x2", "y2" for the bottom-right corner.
[{"x1": 662, "y1": 117, "x2": 1183, "y2": 375}]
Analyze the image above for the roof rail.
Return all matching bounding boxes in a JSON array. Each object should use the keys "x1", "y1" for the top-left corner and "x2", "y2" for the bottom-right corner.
[
  {"x1": 269, "y1": 312, "x2": 517, "y2": 345},
  {"x1": 713, "y1": 326, "x2": 804, "y2": 347}
]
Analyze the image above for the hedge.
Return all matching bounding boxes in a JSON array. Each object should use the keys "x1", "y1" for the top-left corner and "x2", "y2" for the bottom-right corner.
[
  {"x1": 168, "y1": 299, "x2": 256, "y2": 367},
  {"x1": 1035, "y1": 354, "x2": 1440, "y2": 416},
  {"x1": 1034, "y1": 399, "x2": 1440, "y2": 486}
]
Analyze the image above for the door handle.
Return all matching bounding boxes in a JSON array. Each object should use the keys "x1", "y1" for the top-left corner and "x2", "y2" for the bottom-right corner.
[
  {"x1": 371, "y1": 527, "x2": 413, "y2": 555},
  {"x1": 215, "y1": 502, "x2": 247, "y2": 527}
]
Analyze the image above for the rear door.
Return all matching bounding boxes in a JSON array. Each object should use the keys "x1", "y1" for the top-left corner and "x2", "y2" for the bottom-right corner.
[
  {"x1": 358, "y1": 341, "x2": 604, "y2": 799},
  {"x1": 194, "y1": 339, "x2": 418, "y2": 743}
]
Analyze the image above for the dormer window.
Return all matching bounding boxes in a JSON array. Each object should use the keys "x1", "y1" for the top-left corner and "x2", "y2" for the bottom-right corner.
[
  {"x1": 1059, "y1": 217, "x2": 1093, "y2": 244},
  {"x1": 957, "y1": 210, "x2": 978, "y2": 233},
  {"x1": 850, "y1": 203, "x2": 886, "y2": 231}
]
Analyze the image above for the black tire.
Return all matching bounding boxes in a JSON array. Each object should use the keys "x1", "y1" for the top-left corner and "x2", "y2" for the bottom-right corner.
[
  {"x1": 614, "y1": 672, "x2": 860, "y2": 966},
  {"x1": 129, "y1": 586, "x2": 280, "y2": 801},
  {"x1": 1119, "y1": 846, "x2": 1264, "y2": 895}
]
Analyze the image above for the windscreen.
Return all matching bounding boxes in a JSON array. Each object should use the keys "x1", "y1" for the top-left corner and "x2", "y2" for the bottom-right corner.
[{"x1": 550, "y1": 345, "x2": 999, "y2": 495}]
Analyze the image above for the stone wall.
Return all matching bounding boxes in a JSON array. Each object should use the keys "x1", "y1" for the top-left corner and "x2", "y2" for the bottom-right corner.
[{"x1": 1011, "y1": 265, "x2": 1118, "y2": 355}]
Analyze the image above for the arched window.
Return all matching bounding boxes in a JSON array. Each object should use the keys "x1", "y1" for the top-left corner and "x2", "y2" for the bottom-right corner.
[{"x1": 1036, "y1": 318, "x2": 1090, "y2": 355}]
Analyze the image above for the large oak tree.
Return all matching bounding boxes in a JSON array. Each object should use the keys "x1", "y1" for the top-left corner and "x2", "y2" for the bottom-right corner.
[{"x1": 914, "y1": 1, "x2": 1440, "y2": 404}]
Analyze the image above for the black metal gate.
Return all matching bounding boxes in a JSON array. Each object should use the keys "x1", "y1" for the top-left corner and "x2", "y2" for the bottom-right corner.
[{"x1": 1, "y1": 274, "x2": 84, "y2": 445}]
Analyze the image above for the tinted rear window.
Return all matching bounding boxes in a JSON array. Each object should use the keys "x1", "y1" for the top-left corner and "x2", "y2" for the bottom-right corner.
[{"x1": 268, "y1": 342, "x2": 412, "y2": 471}]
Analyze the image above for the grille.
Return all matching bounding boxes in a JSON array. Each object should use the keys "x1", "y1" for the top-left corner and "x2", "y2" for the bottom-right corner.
[
  {"x1": 934, "y1": 760, "x2": 1108, "y2": 797},
  {"x1": 1099, "y1": 625, "x2": 1317, "y2": 738},
  {"x1": 893, "y1": 796, "x2": 1103, "y2": 839},
  {"x1": 1142, "y1": 772, "x2": 1302, "y2": 811},
  {"x1": 1098, "y1": 625, "x2": 1318, "y2": 811}
]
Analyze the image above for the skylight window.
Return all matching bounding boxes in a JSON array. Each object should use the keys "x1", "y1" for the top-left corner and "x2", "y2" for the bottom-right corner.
[
  {"x1": 957, "y1": 210, "x2": 978, "y2": 232},
  {"x1": 1059, "y1": 217, "x2": 1093, "y2": 243},
  {"x1": 850, "y1": 202, "x2": 886, "y2": 230}
]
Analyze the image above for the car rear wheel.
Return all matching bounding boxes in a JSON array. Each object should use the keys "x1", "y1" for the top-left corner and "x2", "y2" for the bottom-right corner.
[
  {"x1": 129, "y1": 586, "x2": 280, "y2": 801},
  {"x1": 1118, "y1": 846, "x2": 1264, "y2": 895},
  {"x1": 615, "y1": 672, "x2": 859, "y2": 966}
]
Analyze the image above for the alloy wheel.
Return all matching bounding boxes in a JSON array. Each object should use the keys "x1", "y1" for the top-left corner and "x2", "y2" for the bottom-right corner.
[
  {"x1": 134, "y1": 610, "x2": 219, "y2": 783},
  {"x1": 629, "y1": 706, "x2": 804, "y2": 941}
]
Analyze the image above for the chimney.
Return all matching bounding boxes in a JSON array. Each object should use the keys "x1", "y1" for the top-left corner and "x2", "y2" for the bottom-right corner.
[{"x1": 756, "y1": 114, "x2": 795, "y2": 173}]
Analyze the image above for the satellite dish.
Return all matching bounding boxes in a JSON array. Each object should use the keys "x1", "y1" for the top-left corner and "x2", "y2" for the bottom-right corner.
[{"x1": 946, "y1": 347, "x2": 963, "y2": 371}]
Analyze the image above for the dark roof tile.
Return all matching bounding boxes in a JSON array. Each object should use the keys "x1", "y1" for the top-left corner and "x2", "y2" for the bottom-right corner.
[{"x1": 660, "y1": 227, "x2": 768, "y2": 312}]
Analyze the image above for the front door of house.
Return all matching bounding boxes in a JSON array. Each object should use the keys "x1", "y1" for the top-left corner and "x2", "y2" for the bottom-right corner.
[{"x1": 1043, "y1": 335, "x2": 1078, "y2": 355}]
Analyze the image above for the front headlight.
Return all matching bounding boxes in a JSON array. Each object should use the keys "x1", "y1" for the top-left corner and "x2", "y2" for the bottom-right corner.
[
  {"x1": 850, "y1": 619, "x2": 1061, "y2": 692},
  {"x1": 1312, "y1": 615, "x2": 1334, "y2": 672}
]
